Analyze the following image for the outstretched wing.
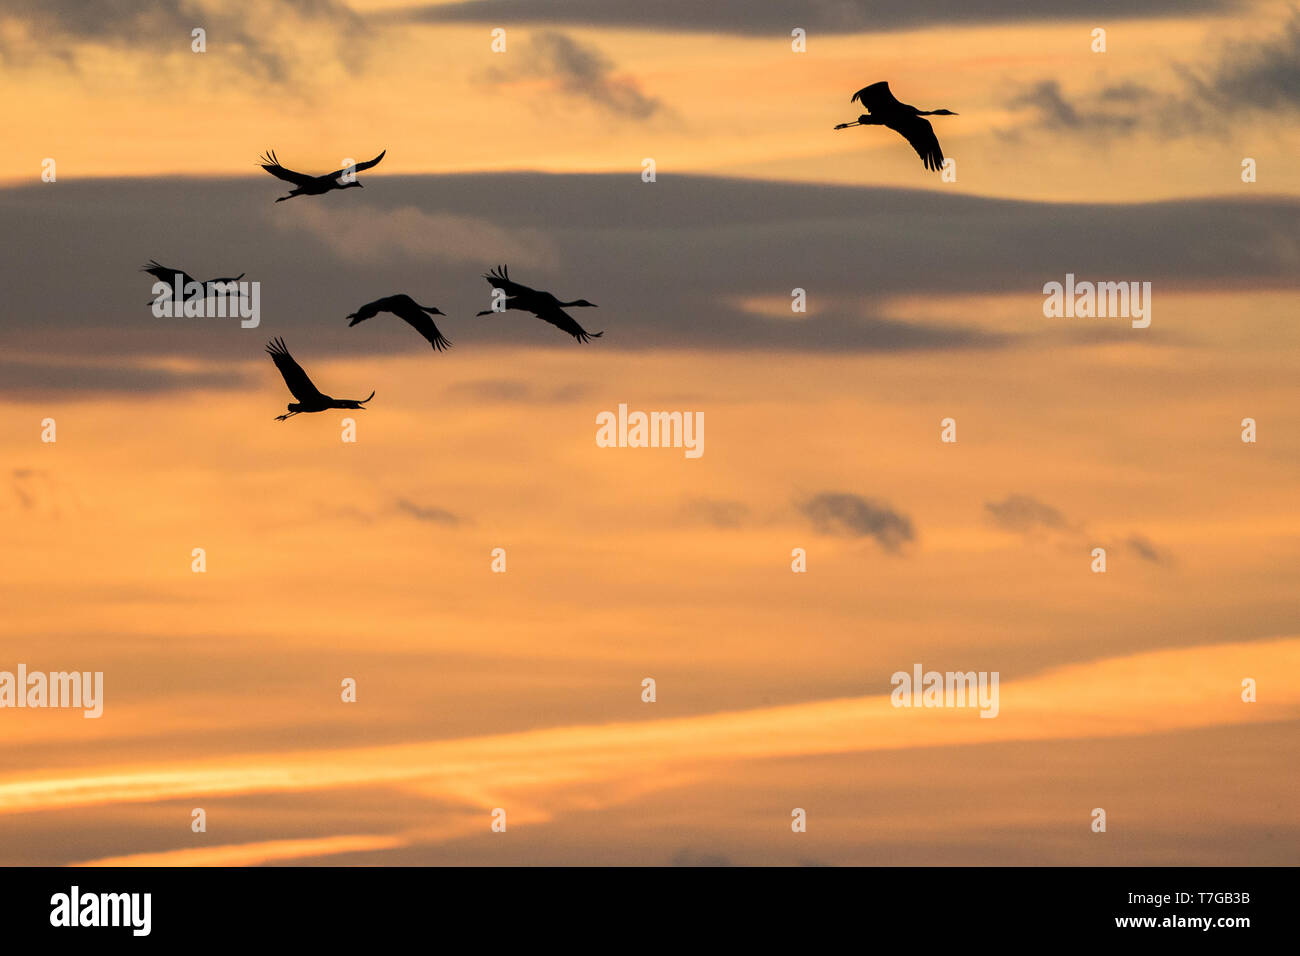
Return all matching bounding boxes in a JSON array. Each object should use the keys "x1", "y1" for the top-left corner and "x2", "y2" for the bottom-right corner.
[
  {"x1": 533, "y1": 305, "x2": 604, "y2": 344},
  {"x1": 141, "y1": 259, "x2": 196, "y2": 288},
  {"x1": 851, "y1": 81, "x2": 904, "y2": 114},
  {"x1": 891, "y1": 115, "x2": 944, "y2": 171},
  {"x1": 207, "y1": 272, "x2": 245, "y2": 285},
  {"x1": 391, "y1": 302, "x2": 452, "y2": 352},
  {"x1": 346, "y1": 298, "x2": 385, "y2": 326},
  {"x1": 326, "y1": 150, "x2": 386, "y2": 181},
  {"x1": 482, "y1": 264, "x2": 535, "y2": 298},
  {"x1": 266, "y1": 337, "x2": 327, "y2": 402},
  {"x1": 259, "y1": 150, "x2": 316, "y2": 186}
]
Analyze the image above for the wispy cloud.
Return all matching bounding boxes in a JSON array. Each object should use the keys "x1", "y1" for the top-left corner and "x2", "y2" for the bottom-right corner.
[
  {"x1": 271, "y1": 204, "x2": 557, "y2": 269},
  {"x1": 482, "y1": 30, "x2": 661, "y2": 119},
  {"x1": 984, "y1": 494, "x2": 1069, "y2": 533},
  {"x1": 394, "y1": 499, "x2": 460, "y2": 525},
  {"x1": 1007, "y1": 80, "x2": 1139, "y2": 132},
  {"x1": 72, "y1": 834, "x2": 409, "y2": 868},
  {"x1": 799, "y1": 492, "x2": 914, "y2": 553},
  {"x1": 1005, "y1": 11, "x2": 1300, "y2": 139},
  {"x1": 985, "y1": 493, "x2": 1173, "y2": 565},
  {"x1": 0, "y1": 638, "x2": 1292, "y2": 825},
  {"x1": 0, "y1": 0, "x2": 367, "y2": 84},
  {"x1": 1126, "y1": 533, "x2": 1171, "y2": 565}
]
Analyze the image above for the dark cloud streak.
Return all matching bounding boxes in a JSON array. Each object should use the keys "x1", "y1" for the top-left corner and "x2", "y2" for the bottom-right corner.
[
  {"x1": 985, "y1": 494, "x2": 1068, "y2": 533},
  {"x1": 394, "y1": 499, "x2": 461, "y2": 525},
  {"x1": 0, "y1": 359, "x2": 249, "y2": 398},
  {"x1": 799, "y1": 492, "x2": 915, "y2": 553},
  {"x1": 394, "y1": 0, "x2": 1234, "y2": 35},
  {"x1": 0, "y1": 0, "x2": 366, "y2": 84},
  {"x1": 0, "y1": 172, "x2": 1294, "y2": 392}
]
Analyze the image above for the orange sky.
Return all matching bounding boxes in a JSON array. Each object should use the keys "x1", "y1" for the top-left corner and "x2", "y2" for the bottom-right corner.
[
  {"x1": 3, "y1": 2, "x2": 1297, "y2": 200},
  {"x1": 0, "y1": 0, "x2": 1297, "y2": 865}
]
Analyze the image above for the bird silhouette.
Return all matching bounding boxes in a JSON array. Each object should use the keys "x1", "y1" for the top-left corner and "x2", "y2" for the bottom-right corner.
[
  {"x1": 258, "y1": 149, "x2": 386, "y2": 202},
  {"x1": 266, "y1": 337, "x2": 374, "y2": 421},
  {"x1": 834, "y1": 82, "x2": 957, "y2": 172},
  {"x1": 141, "y1": 259, "x2": 245, "y2": 302},
  {"x1": 347, "y1": 294, "x2": 451, "y2": 352},
  {"x1": 476, "y1": 265, "x2": 603, "y2": 343}
]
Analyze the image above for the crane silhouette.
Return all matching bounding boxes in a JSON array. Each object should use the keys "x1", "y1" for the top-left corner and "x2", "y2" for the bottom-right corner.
[
  {"x1": 476, "y1": 265, "x2": 603, "y2": 343},
  {"x1": 258, "y1": 149, "x2": 386, "y2": 202},
  {"x1": 347, "y1": 295, "x2": 451, "y2": 352},
  {"x1": 141, "y1": 259, "x2": 245, "y2": 303},
  {"x1": 266, "y1": 337, "x2": 374, "y2": 421},
  {"x1": 834, "y1": 82, "x2": 957, "y2": 172}
]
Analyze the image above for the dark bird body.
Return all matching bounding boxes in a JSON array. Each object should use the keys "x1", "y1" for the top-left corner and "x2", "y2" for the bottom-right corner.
[
  {"x1": 347, "y1": 295, "x2": 451, "y2": 351},
  {"x1": 835, "y1": 81, "x2": 957, "y2": 172},
  {"x1": 477, "y1": 265, "x2": 602, "y2": 343},
  {"x1": 259, "y1": 149, "x2": 386, "y2": 202},
  {"x1": 266, "y1": 337, "x2": 374, "y2": 421},
  {"x1": 141, "y1": 259, "x2": 245, "y2": 301}
]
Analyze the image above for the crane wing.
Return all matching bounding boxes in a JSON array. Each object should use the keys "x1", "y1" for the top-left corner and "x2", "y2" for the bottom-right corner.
[
  {"x1": 346, "y1": 298, "x2": 385, "y2": 326},
  {"x1": 482, "y1": 264, "x2": 534, "y2": 298},
  {"x1": 141, "y1": 259, "x2": 196, "y2": 289},
  {"x1": 851, "y1": 81, "x2": 904, "y2": 114},
  {"x1": 327, "y1": 150, "x2": 386, "y2": 180},
  {"x1": 393, "y1": 305, "x2": 452, "y2": 352},
  {"x1": 893, "y1": 115, "x2": 945, "y2": 172},
  {"x1": 533, "y1": 305, "x2": 603, "y2": 343},
  {"x1": 259, "y1": 150, "x2": 316, "y2": 186},
  {"x1": 266, "y1": 337, "x2": 327, "y2": 402}
]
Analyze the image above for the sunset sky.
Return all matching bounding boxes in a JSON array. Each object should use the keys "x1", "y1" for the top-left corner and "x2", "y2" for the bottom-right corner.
[{"x1": 0, "y1": 0, "x2": 1297, "y2": 865}]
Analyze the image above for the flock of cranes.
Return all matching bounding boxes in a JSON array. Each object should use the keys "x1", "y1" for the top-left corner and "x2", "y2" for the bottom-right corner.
[
  {"x1": 143, "y1": 252, "x2": 604, "y2": 421},
  {"x1": 143, "y1": 81, "x2": 951, "y2": 421}
]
